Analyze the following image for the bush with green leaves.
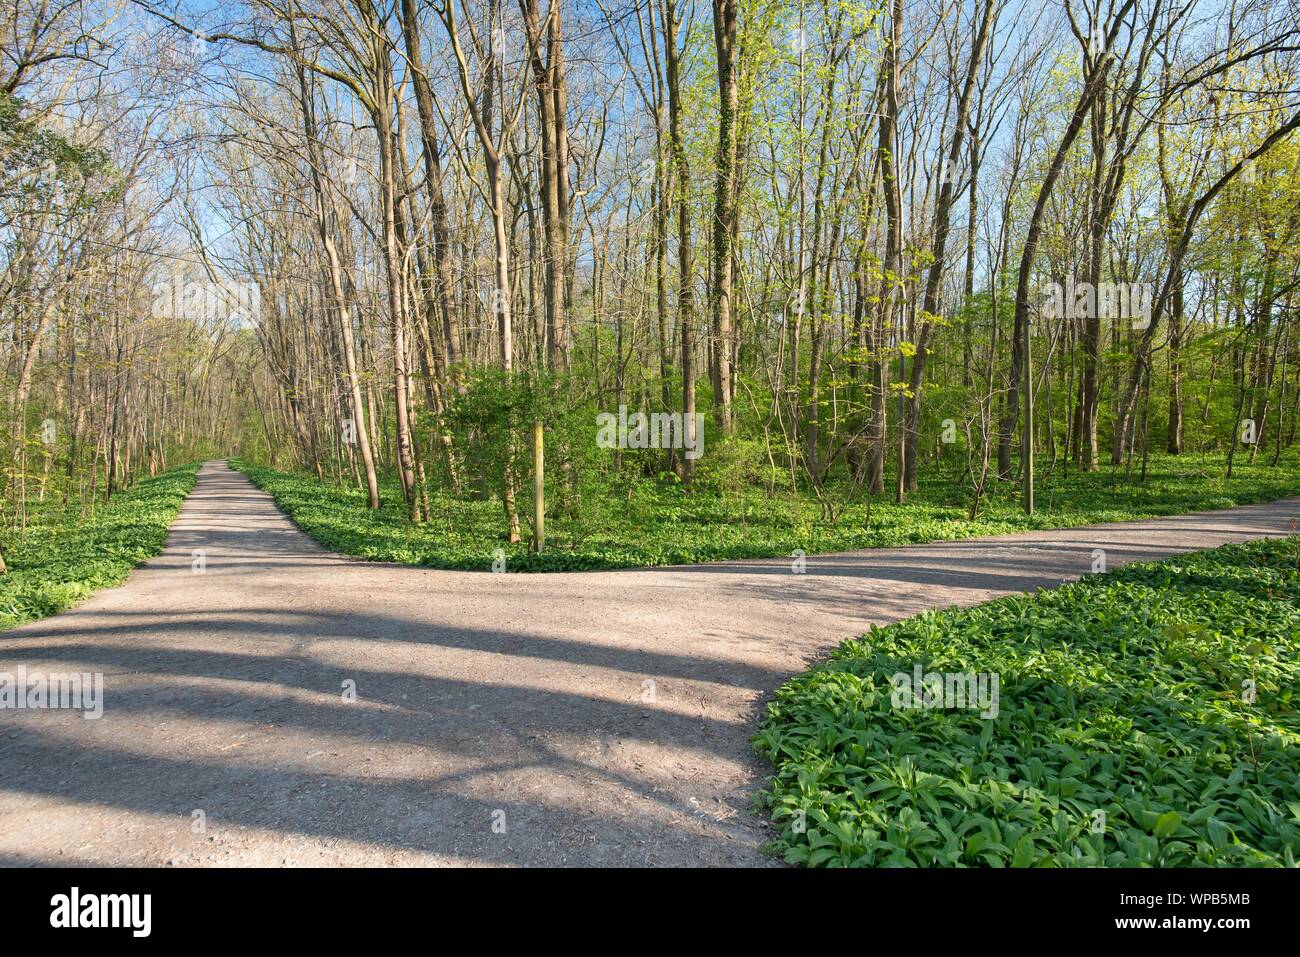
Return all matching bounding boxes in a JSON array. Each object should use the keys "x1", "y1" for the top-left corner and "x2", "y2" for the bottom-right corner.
[
  {"x1": 754, "y1": 536, "x2": 1300, "y2": 867},
  {"x1": 0, "y1": 464, "x2": 198, "y2": 630}
]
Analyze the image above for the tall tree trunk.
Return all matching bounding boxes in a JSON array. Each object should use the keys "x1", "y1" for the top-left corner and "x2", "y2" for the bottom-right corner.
[
  {"x1": 664, "y1": 0, "x2": 696, "y2": 483},
  {"x1": 372, "y1": 39, "x2": 421, "y2": 521},
  {"x1": 292, "y1": 46, "x2": 381, "y2": 509},
  {"x1": 520, "y1": 0, "x2": 571, "y2": 371},
  {"x1": 877, "y1": 0, "x2": 903, "y2": 498},
  {"x1": 710, "y1": 0, "x2": 739, "y2": 434},
  {"x1": 903, "y1": 0, "x2": 995, "y2": 493},
  {"x1": 401, "y1": 0, "x2": 464, "y2": 382},
  {"x1": 1003, "y1": 13, "x2": 1125, "y2": 483}
]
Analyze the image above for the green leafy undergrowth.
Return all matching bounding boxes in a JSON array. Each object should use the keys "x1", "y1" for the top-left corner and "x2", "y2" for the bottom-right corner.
[
  {"x1": 232, "y1": 451, "x2": 1300, "y2": 572},
  {"x1": 754, "y1": 536, "x2": 1300, "y2": 866},
  {"x1": 0, "y1": 464, "x2": 198, "y2": 630}
]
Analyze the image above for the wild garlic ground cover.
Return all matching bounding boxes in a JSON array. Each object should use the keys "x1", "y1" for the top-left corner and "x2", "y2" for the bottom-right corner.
[
  {"x1": 0, "y1": 465, "x2": 198, "y2": 630},
  {"x1": 233, "y1": 451, "x2": 1299, "y2": 572},
  {"x1": 754, "y1": 536, "x2": 1300, "y2": 867}
]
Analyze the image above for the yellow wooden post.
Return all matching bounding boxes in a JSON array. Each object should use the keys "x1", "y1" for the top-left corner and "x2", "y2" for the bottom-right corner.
[{"x1": 533, "y1": 419, "x2": 544, "y2": 553}]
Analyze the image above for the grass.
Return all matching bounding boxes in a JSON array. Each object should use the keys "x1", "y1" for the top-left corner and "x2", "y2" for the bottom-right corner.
[
  {"x1": 232, "y1": 450, "x2": 1300, "y2": 572},
  {"x1": 0, "y1": 464, "x2": 198, "y2": 630},
  {"x1": 752, "y1": 535, "x2": 1300, "y2": 867}
]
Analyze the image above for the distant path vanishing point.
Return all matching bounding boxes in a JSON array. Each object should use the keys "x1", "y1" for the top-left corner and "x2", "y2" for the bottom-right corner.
[{"x1": 2, "y1": 460, "x2": 1297, "y2": 866}]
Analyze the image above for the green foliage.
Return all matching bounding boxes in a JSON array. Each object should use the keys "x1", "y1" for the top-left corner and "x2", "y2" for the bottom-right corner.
[
  {"x1": 0, "y1": 91, "x2": 121, "y2": 210},
  {"x1": 693, "y1": 434, "x2": 789, "y2": 492},
  {"x1": 0, "y1": 465, "x2": 198, "y2": 630},
  {"x1": 233, "y1": 450, "x2": 1299, "y2": 573},
  {"x1": 754, "y1": 536, "x2": 1300, "y2": 867}
]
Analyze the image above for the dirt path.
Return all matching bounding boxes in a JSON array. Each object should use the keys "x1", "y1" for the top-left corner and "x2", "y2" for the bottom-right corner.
[{"x1": 2, "y1": 461, "x2": 1297, "y2": 867}]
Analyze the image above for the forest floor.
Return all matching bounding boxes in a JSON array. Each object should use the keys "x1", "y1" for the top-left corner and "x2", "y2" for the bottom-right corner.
[
  {"x1": 1, "y1": 460, "x2": 1298, "y2": 866},
  {"x1": 234, "y1": 449, "x2": 1300, "y2": 571},
  {"x1": 0, "y1": 465, "x2": 197, "y2": 630}
]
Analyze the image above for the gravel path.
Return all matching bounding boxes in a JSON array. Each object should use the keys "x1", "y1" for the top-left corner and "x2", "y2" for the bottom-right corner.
[{"x1": 2, "y1": 461, "x2": 1297, "y2": 867}]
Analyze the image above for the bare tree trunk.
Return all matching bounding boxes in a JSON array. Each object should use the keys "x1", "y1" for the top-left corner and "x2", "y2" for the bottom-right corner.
[
  {"x1": 877, "y1": 0, "x2": 903, "y2": 499},
  {"x1": 1003, "y1": 11, "x2": 1125, "y2": 485},
  {"x1": 903, "y1": 0, "x2": 996, "y2": 493},
  {"x1": 401, "y1": 0, "x2": 464, "y2": 381},
  {"x1": 710, "y1": 0, "x2": 739, "y2": 434},
  {"x1": 291, "y1": 45, "x2": 381, "y2": 509},
  {"x1": 372, "y1": 38, "x2": 421, "y2": 521},
  {"x1": 664, "y1": 0, "x2": 696, "y2": 483}
]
